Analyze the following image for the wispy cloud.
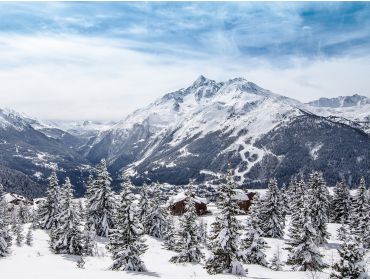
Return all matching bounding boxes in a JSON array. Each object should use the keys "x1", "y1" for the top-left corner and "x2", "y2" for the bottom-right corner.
[{"x1": 0, "y1": 2, "x2": 369, "y2": 120}]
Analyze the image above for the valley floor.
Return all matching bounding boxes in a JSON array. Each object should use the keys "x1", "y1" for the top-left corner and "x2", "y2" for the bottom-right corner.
[{"x1": 0, "y1": 208, "x2": 368, "y2": 278}]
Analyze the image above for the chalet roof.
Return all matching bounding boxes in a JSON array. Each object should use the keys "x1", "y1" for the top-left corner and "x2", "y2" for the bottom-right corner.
[
  {"x1": 232, "y1": 189, "x2": 249, "y2": 201},
  {"x1": 168, "y1": 191, "x2": 207, "y2": 205}
]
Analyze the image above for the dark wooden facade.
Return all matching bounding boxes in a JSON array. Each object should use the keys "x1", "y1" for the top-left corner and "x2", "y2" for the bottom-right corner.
[{"x1": 169, "y1": 199, "x2": 208, "y2": 216}]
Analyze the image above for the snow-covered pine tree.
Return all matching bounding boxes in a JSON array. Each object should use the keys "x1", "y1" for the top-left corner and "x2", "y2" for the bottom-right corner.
[
  {"x1": 270, "y1": 245, "x2": 283, "y2": 271},
  {"x1": 0, "y1": 184, "x2": 11, "y2": 256},
  {"x1": 14, "y1": 221, "x2": 24, "y2": 246},
  {"x1": 280, "y1": 183, "x2": 289, "y2": 226},
  {"x1": 198, "y1": 218, "x2": 208, "y2": 246},
  {"x1": 85, "y1": 159, "x2": 116, "y2": 237},
  {"x1": 162, "y1": 212, "x2": 177, "y2": 251},
  {"x1": 82, "y1": 223, "x2": 98, "y2": 256},
  {"x1": 18, "y1": 201, "x2": 31, "y2": 224},
  {"x1": 239, "y1": 193, "x2": 269, "y2": 267},
  {"x1": 170, "y1": 181, "x2": 204, "y2": 263},
  {"x1": 331, "y1": 180, "x2": 351, "y2": 223},
  {"x1": 308, "y1": 171, "x2": 331, "y2": 245},
  {"x1": 146, "y1": 184, "x2": 167, "y2": 239},
  {"x1": 37, "y1": 170, "x2": 61, "y2": 230},
  {"x1": 287, "y1": 178, "x2": 306, "y2": 244},
  {"x1": 286, "y1": 198, "x2": 327, "y2": 272},
  {"x1": 50, "y1": 177, "x2": 83, "y2": 255},
  {"x1": 337, "y1": 218, "x2": 349, "y2": 242},
  {"x1": 107, "y1": 177, "x2": 147, "y2": 272},
  {"x1": 260, "y1": 178, "x2": 284, "y2": 239},
  {"x1": 205, "y1": 166, "x2": 247, "y2": 276},
  {"x1": 26, "y1": 228, "x2": 33, "y2": 246},
  {"x1": 137, "y1": 183, "x2": 152, "y2": 234},
  {"x1": 350, "y1": 177, "x2": 370, "y2": 247},
  {"x1": 331, "y1": 237, "x2": 366, "y2": 279}
]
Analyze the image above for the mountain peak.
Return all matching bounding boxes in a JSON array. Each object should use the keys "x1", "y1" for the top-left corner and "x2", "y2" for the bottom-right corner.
[
  {"x1": 191, "y1": 75, "x2": 215, "y2": 87},
  {"x1": 308, "y1": 94, "x2": 370, "y2": 108}
]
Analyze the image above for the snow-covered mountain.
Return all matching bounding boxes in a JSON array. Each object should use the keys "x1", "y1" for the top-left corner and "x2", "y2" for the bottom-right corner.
[
  {"x1": 0, "y1": 108, "x2": 91, "y2": 197},
  {"x1": 85, "y1": 76, "x2": 370, "y2": 188}
]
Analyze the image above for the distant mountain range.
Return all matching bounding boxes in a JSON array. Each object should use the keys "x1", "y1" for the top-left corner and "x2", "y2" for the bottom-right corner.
[{"x1": 1, "y1": 76, "x2": 370, "y2": 197}]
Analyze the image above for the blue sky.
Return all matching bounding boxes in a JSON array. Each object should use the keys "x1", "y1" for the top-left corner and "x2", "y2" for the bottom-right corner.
[{"x1": 0, "y1": 2, "x2": 369, "y2": 120}]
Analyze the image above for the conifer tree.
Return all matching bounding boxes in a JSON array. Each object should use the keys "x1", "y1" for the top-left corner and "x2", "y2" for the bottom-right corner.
[
  {"x1": 280, "y1": 183, "x2": 289, "y2": 226},
  {"x1": 107, "y1": 178, "x2": 147, "y2": 271},
  {"x1": 287, "y1": 178, "x2": 306, "y2": 243},
  {"x1": 350, "y1": 177, "x2": 370, "y2": 247},
  {"x1": 38, "y1": 170, "x2": 61, "y2": 230},
  {"x1": 308, "y1": 171, "x2": 331, "y2": 245},
  {"x1": 260, "y1": 178, "x2": 284, "y2": 238},
  {"x1": 162, "y1": 212, "x2": 177, "y2": 251},
  {"x1": 270, "y1": 246, "x2": 283, "y2": 271},
  {"x1": 205, "y1": 166, "x2": 247, "y2": 276},
  {"x1": 137, "y1": 183, "x2": 152, "y2": 234},
  {"x1": 287, "y1": 199, "x2": 327, "y2": 272},
  {"x1": 198, "y1": 218, "x2": 208, "y2": 246},
  {"x1": 331, "y1": 237, "x2": 366, "y2": 279},
  {"x1": 50, "y1": 178, "x2": 83, "y2": 255},
  {"x1": 146, "y1": 184, "x2": 167, "y2": 239},
  {"x1": 86, "y1": 159, "x2": 116, "y2": 237},
  {"x1": 170, "y1": 182, "x2": 204, "y2": 263},
  {"x1": 82, "y1": 223, "x2": 98, "y2": 256},
  {"x1": 18, "y1": 201, "x2": 31, "y2": 224},
  {"x1": 0, "y1": 184, "x2": 11, "y2": 256},
  {"x1": 239, "y1": 194, "x2": 269, "y2": 267},
  {"x1": 331, "y1": 180, "x2": 351, "y2": 223},
  {"x1": 337, "y1": 217, "x2": 349, "y2": 242},
  {"x1": 15, "y1": 221, "x2": 24, "y2": 246},
  {"x1": 26, "y1": 228, "x2": 33, "y2": 246}
]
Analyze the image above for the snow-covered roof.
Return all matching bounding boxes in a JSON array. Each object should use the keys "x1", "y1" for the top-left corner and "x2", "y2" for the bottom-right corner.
[
  {"x1": 233, "y1": 189, "x2": 249, "y2": 201},
  {"x1": 168, "y1": 191, "x2": 207, "y2": 205},
  {"x1": 4, "y1": 193, "x2": 29, "y2": 203}
]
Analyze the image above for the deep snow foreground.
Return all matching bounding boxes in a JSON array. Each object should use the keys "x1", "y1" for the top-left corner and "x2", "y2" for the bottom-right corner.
[{"x1": 0, "y1": 215, "x2": 369, "y2": 278}]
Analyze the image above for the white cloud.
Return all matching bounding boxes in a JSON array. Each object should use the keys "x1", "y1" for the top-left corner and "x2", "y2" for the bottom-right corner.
[{"x1": 0, "y1": 34, "x2": 369, "y2": 120}]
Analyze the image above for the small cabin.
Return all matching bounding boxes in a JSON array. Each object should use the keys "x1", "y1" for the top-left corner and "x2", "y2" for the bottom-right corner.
[
  {"x1": 168, "y1": 191, "x2": 208, "y2": 216},
  {"x1": 4, "y1": 193, "x2": 33, "y2": 206},
  {"x1": 233, "y1": 189, "x2": 256, "y2": 213}
]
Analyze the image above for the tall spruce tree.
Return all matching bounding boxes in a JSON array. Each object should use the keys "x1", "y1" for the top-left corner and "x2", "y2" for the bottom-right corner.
[
  {"x1": 205, "y1": 166, "x2": 247, "y2": 276},
  {"x1": 350, "y1": 177, "x2": 370, "y2": 247},
  {"x1": 287, "y1": 178, "x2": 306, "y2": 244},
  {"x1": 146, "y1": 184, "x2": 167, "y2": 239},
  {"x1": 137, "y1": 183, "x2": 152, "y2": 234},
  {"x1": 0, "y1": 184, "x2": 11, "y2": 256},
  {"x1": 331, "y1": 180, "x2": 351, "y2": 223},
  {"x1": 170, "y1": 182, "x2": 204, "y2": 263},
  {"x1": 50, "y1": 178, "x2": 83, "y2": 255},
  {"x1": 107, "y1": 178, "x2": 147, "y2": 271},
  {"x1": 261, "y1": 178, "x2": 284, "y2": 239},
  {"x1": 86, "y1": 159, "x2": 116, "y2": 237},
  {"x1": 14, "y1": 220, "x2": 24, "y2": 246},
  {"x1": 26, "y1": 228, "x2": 33, "y2": 246},
  {"x1": 331, "y1": 237, "x2": 366, "y2": 279},
  {"x1": 239, "y1": 194, "x2": 269, "y2": 267},
  {"x1": 286, "y1": 198, "x2": 327, "y2": 272},
  {"x1": 308, "y1": 171, "x2": 331, "y2": 245},
  {"x1": 82, "y1": 223, "x2": 98, "y2": 256},
  {"x1": 38, "y1": 170, "x2": 61, "y2": 230},
  {"x1": 162, "y1": 212, "x2": 177, "y2": 251}
]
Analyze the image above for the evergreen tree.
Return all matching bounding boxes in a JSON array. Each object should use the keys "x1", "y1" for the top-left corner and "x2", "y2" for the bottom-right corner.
[
  {"x1": 331, "y1": 180, "x2": 351, "y2": 223},
  {"x1": 86, "y1": 159, "x2": 116, "y2": 237},
  {"x1": 270, "y1": 246, "x2": 283, "y2": 271},
  {"x1": 146, "y1": 184, "x2": 167, "y2": 239},
  {"x1": 107, "y1": 178, "x2": 147, "y2": 271},
  {"x1": 76, "y1": 257, "x2": 85, "y2": 269},
  {"x1": 331, "y1": 237, "x2": 366, "y2": 279},
  {"x1": 350, "y1": 177, "x2": 370, "y2": 247},
  {"x1": 198, "y1": 218, "x2": 208, "y2": 246},
  {"x1": 162, "y1": 213, "x2": 177, "y2": 251},
  {"x1": 337, "y1": 218, "x2": 349, "y2": 242},
  {"x1": 26, "y1": 228, "x2": 33, "y2": 246},
  {"x1": 239, "y1": 194, "x2": 269, "y2": 267},
  {"x1": 308, "y1": 171, "x2": 331, "y2": 245},
  {"x1": 38, "y1": 170, "x2": 61, "y2": 230},
  {"x1": 137, "y1": 183, "x2": 152, "y2": 234},
  {"x1": 170, "y1": 182, "x2": 204, "y2": 263},
  {"x1": 287, "y1": 178, "x2": 306, "y2": 244},
  {"x1": 14, "y1": 221, "x2": 24, "y2": 246},
  {"x1": 260, "y1": 178, "x2": 284, "y2": 239},
  {"x1": 205, "y1": 167, "x2": 247, "y2": 276},
  {"x1": 50, "y1": 178, "x2": 83, "y2": 255},
  {"x1": 0, "y1": 184, "x2": 11, "y2": 256},
  {"x1": 286, "y1": 199, "x2": 327, "y2": 272},
  {"x1": 82, "y1": 223, "x2": 98, "y2": 256},
  {"x1": 280, "y1": 183, "x2": 289, "y2": 226},
  {"x1": 18, "y1": 201, "x2": 31, "y2": 224}
]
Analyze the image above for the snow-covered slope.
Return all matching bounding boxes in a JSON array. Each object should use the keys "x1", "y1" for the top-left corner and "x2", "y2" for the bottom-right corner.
[{"x1": 85, "y1": 76, "x2": 370, "y2": 188}]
